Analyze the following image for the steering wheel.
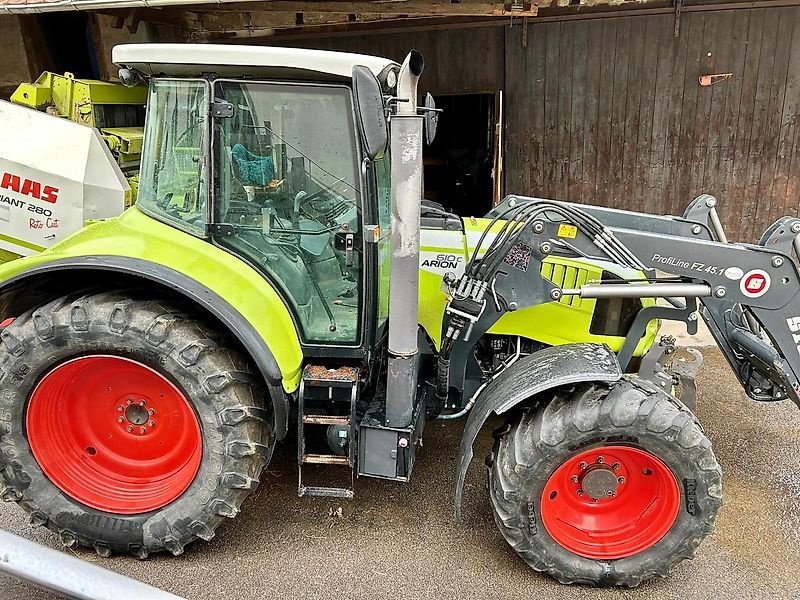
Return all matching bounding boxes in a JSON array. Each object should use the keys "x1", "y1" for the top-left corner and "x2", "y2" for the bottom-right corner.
[{"x1": 227, "y1": 200, "x2": 264, "y2": 219}]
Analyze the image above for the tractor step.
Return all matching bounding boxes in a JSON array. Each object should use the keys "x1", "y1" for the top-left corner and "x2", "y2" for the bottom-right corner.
[
  {"x1": 301, "y1": 454, "x2": 349, "y2": 465},
  {"x1": 302, "y1": 415, "x2": 350, "y2": 426},
  {"x1": 297, "y1": 365, "x2": 360, "y2": 499},
  {"x1": 298, "y1": 486, "x2": 355, "y2": 499}
]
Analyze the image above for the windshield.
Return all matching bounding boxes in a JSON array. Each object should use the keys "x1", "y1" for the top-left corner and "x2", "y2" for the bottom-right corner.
[{"x1": 214, "y1": 81, "x2": 363, "y2": 345}]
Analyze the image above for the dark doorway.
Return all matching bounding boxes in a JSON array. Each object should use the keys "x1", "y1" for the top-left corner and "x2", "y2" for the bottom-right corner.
[
  {"x1": 423, "y1": 93, "x2": 497, "y2": 218},
  {"x1": 35, "y1": 12, "x2": 99, "y2": 79}
]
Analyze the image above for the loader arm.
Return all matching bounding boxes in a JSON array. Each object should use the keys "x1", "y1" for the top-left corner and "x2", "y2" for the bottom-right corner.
[
  {"x1": 449, "y1": 193, "x2": 800, "y2": 517},
  {"x1": 481, "y1": 194, "x2": 800, "y2": 408}
]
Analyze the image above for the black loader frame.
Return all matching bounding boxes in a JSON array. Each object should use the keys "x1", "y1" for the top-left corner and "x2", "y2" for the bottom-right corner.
[{"x1": 450, "y1": 193, "x2": 800, "y2": 514}]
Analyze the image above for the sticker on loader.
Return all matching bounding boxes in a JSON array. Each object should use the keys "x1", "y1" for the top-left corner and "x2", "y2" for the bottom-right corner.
[
  {"x1": 724, "y1": 266, "x2": 744, "y2": 280},
  {"x1": 557, "y1": 223, "x2": 578, "y2": 239}
]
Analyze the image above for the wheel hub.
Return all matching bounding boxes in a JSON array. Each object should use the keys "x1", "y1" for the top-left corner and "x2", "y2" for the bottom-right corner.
[
  {"x1": 116, "y1": 397, "x2": 157, "y2": 435},
  {"x1": 580, "y1": 466, "x2": 620, "y2": 500},
  {"x1": 124, "y1": 402, "x2": 149, "y2": 425},
  {"x1": 540, "y1": 446, "x2": 681, "y2": 560},
  {"x1": 26, "y1": 355, "x2": 202, "y2": 514}
]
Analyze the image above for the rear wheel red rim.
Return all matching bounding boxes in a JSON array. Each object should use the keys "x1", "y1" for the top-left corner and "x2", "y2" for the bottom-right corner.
[
  {"x1": 540, "y1": 446, "x2": 681, "y2": 560},
  {"x1": 26, "y1": 355, "x2": 202, "y2": 514}
]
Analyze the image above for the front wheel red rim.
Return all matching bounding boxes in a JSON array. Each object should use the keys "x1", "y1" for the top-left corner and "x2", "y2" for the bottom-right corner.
[
  {"x1": 540, "y1": 446, "x2": 681, "y2": 560},
  {"x1": 26, "y1": 355, "x2": 202, "y2": 515}
]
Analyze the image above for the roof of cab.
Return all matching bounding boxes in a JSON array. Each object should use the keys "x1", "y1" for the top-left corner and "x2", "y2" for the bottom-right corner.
[{"x1": 112, "y1": 44, "x2": 399, "y2": 82}]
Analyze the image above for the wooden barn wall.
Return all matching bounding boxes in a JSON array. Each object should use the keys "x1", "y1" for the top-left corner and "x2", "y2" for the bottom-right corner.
[
  {"x1": 269, "y1": 27, "x2": 505, "y2": 95},
  {"x1": 505, "y1": 7, "x2": 800, "y2": 243}
]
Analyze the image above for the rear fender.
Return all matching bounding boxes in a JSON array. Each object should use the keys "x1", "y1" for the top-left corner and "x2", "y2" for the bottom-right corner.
[
  {"x1": 454, "y1": 343, "x2": 623, "y2": 520},
  {"x1": 0, "y1": 257, "x2": 293, "y2": 440}
]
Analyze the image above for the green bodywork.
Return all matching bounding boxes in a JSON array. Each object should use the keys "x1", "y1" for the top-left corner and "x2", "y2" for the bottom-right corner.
[
  {"x1": 0, "y1": 207, "x2": 304, "y2": 392},
  {"x1": 0, "y1": 72, "x2": 657, "y2": 396},
  {"x1": 418, "y1": 217, "x2": 657, "y2": 356},
  {"x1": 11, "y1": 72, "x2": 147, "y2": 126}
]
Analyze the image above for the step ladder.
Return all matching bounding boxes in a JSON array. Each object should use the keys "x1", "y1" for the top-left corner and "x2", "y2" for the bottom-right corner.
[{"x1": 297, "y1": 365, "x2": 359, "y2": 499}]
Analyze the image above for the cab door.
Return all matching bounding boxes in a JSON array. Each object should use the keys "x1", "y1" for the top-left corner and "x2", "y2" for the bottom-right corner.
[{"x1": 210, "y1": 79, "x2": 365, "y2": 347}]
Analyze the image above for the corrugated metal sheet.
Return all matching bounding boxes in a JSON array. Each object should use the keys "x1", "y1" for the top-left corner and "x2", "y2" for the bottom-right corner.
[{"x1": 505, "y1": 7, "x2": 800, "y2": 243}]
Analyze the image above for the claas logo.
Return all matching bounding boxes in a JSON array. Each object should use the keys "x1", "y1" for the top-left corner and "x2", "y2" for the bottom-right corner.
[{"x1": 0, "y1": 172, "x2": 59, "y2": 204}]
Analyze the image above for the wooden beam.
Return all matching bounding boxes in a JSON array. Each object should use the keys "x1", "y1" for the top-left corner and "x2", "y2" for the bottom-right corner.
[
  {"x1": 17, "y1": 15, "x2": 53, "y2": 79},
  {"x1": 199, "y1": 1, "x2": 537, "y2": 17},
  {"x1": 97, "y1": 8, "x2": 196, "y2": 29},
  {"x1": 107, "y1": 0, "x2": 800, "y2": 40}
]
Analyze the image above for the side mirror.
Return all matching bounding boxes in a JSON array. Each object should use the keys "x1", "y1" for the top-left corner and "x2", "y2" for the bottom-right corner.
[
  {"x1": 352, "y1": 65, "x2": 388, "y2": 160},
  {"x1": 424, "y1": 92, "x2": 439, "y2": 146}
]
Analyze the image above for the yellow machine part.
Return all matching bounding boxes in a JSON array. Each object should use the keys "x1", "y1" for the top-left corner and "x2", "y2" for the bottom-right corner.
[{"x1": 11, "y1": 72, "x2": 146, "y2": 127}]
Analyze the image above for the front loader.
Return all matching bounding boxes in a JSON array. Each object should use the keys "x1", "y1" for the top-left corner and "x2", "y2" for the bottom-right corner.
[{"x1": 0, "y1": 43, "x2": 796, "y2": 588}]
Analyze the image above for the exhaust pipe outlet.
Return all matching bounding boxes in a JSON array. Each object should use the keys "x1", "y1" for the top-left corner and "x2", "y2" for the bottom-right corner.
[
  {"x1": 395, "y1": 50, "x2": 424, "y2": 116},
  {"x1": 385, "y1": 50, "x2": 425, "y2": 427}
]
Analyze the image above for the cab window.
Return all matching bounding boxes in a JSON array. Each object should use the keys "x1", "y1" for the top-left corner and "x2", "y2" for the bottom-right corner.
[
  {"x1": 213, "y1": 81, "x2": 363, "y2": 345},
  {"x1": 138, "y1": 79, "x2": 209, "y2": 236}
]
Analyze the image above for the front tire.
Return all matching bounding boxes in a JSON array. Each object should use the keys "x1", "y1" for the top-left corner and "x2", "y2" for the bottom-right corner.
[
  {"x1": 0, "y1": 292, "x2": 274, "y2": 558},
  {"x1": 488, "y1": 378, "x2": 722, "y2": 586}
]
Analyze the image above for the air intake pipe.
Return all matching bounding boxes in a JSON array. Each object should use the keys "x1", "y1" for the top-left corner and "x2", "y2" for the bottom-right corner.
[{"x1": 385, "y1": 50, "x2": 424, "y2": 428}]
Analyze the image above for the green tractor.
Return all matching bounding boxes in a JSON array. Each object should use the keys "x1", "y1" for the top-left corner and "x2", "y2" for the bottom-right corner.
[{"x1": 0, "y1": 44, "x2": 724, "y2": 587}]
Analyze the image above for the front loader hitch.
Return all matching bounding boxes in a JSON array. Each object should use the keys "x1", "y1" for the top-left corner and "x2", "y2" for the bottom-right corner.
[{"x1": 638, "y1": 334, "x2": 704, "y2": 412}]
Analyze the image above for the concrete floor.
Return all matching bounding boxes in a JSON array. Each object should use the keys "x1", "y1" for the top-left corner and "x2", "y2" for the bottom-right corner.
[{"x1": 2, "y1": 347, "x2": 800, "y2": 600}]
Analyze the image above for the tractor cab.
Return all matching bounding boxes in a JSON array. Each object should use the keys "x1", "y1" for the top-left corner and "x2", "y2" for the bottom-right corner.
[{"x1": 115, "y1": 44, "x2": 399, "y2": 353}]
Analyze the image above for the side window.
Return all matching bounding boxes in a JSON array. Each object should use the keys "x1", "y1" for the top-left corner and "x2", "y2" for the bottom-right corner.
[
  {"x1": 137, "y1": 80, "x2": 208, "y2": 236},
  {"x1": 373, "y1": 155, "x2": 391, "y2": 326},
  {"x1": 374, "y1": 155, "x2": 391, "y2": 233}
]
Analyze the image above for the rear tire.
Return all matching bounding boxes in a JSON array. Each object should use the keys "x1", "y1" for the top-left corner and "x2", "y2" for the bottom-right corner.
[
  {"x1": 488, "y1": 378, "x2": 722, "y2": 587},
  {"x1": 0, "y1": 292, "x2": 274, "y2": 558}
]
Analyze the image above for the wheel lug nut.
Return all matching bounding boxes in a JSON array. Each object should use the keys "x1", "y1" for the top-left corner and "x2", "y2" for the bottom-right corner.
[
  {"x1": 577, "y1": 489, "x2": 584, "y2": 496},
  {"x1": 126, "y1": 425, "x2": 133, "y2": 432},
  {"x1": 570, "y1": 475, "x2": 579, "y2": 483},
  {"x1": 139, "y1": 400, "x2": 146, "y2": 406},
  {"x1": 618, "y1": 476, "x2": 625, "y2": 484},
  {"x1": 579, "y1": 461, "x2": 588, "y2": 470},
  {"x1": 117, "y1": 416, "x2": 124, "y2": 423},
  {"x1": 596, "y1": 456, "x2": 604, "y2": 464},
  {"x1": 148, "y1": 408, "x2": 155, "y2": 415},
  {"x1": 117, "y1": 405, "x2": 124, "y2": 412},
  {"x1": 139, "y1": 426, "x2": 146, "y2": 433},
  {"x1": 607, "y1": 490, "x2": 615, "y2": 497},
  {"x1": 126, "y1": 398, "x2": 133, "y2": 405},
  {"x1": 148, "y1": 420, "x2": 155, "y2": 427},
  {"x1": 612, "y1": 462, "x2": 620, "y2": 471}
]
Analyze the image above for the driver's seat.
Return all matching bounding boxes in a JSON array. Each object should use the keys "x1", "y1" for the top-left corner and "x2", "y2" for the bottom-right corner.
[{"x1": 230, "y1": 143, "x2": 275, "y2": 187}]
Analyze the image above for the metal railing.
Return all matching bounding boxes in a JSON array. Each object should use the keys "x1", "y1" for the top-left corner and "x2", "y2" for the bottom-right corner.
[{"x1": 0, "y1": 530, "x2": 185, "y2": 600}]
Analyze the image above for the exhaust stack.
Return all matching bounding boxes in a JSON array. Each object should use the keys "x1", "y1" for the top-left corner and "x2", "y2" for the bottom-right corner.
[{"x1": 386, "y1": 50, "x2": 425, "y2": 427}]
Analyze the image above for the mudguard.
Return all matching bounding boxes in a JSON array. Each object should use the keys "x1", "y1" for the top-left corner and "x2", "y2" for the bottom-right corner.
[
  {"x1": 454, "y1": 343, "x2": 623, "y2": 520},
  {"x1": 0, "y1": 256, "x2": 293, "y2": 440},
  {"x1": 0, "y1": 206, "x2": 306, "y2": 439}
]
